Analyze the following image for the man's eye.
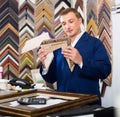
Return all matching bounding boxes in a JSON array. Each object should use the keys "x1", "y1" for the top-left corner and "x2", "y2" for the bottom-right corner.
[
  {"x1": 62, "y1": 23, "x2": 66, "y2": 25},
  {"x1": 69, "y1": 20, "x2": 73, "y2": 23}
]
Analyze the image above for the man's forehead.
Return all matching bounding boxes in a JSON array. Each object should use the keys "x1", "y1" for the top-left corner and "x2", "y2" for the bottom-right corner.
[
  {"x1": 60, "y1": 12, "x2": 76, "y2": 21},
  {"x1": 60, "y1": 12, "x2": 75, "y2": 17}
]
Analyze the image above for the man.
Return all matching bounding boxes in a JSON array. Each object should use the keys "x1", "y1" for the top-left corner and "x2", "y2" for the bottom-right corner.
[{"x1": 37, "y1": 8, "x2": 111, "y2": 105}]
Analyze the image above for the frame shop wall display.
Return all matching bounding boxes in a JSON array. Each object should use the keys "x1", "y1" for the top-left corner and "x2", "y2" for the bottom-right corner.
[{"x1": 0, "y1": 0, "x2": 112, "y2": 96}]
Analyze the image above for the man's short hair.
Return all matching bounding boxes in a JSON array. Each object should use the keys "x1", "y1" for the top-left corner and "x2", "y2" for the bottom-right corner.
[{"x1": 60, "y1": 8, "x2": 82, "y2": 19}]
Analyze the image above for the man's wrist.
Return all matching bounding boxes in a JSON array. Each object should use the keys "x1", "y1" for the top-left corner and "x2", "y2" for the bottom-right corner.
[
  {"x1": 42, "y1": 67, "x2": 48, "y2": 75},
  {"x1": 41, "y1": 63, "x2": 48, "y2": 75},
  {"x1": 79, "y1": 61, "x2": 83, "y2": 68}
]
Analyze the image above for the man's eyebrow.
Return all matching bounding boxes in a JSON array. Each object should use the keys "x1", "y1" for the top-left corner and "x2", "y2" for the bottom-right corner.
[{"x1": 61, "y1": 21, "x2": 66, "y2": 24}]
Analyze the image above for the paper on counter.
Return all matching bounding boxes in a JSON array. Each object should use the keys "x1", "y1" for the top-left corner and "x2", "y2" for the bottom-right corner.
[
  {"x1": 9, "y1": 99, "x2": 67, "y2": 108},
  {"x1": 10, "y1": 101, "x2": 20, "y2": 107}
]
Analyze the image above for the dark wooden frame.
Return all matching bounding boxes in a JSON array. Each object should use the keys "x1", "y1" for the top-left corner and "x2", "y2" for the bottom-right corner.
[{"x1": 0, "y1": 89, "x2": 98, "y2": 117}]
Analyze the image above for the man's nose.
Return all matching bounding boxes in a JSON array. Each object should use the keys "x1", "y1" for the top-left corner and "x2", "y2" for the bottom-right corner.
[{"x1": 65, "y1": 23, "x2": 70, "y2": 29}]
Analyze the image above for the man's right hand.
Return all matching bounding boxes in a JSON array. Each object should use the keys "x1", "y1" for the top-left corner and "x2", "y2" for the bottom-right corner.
[{"x1": 37, "y1": 47, "x2": 48, "y2": 63}]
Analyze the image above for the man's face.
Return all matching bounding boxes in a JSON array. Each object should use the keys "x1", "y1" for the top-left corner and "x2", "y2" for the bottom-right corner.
[{"x1": 60, "y1": 12, "x2": 82, "y2": 38}]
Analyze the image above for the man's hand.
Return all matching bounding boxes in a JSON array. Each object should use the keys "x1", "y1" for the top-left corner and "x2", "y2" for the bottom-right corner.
[
  {"x1": 37, "y1": 47, "x2": 48, "y2": 63},
  {"x1": 62, "y1": 46, "x2": 82, "y2": 65}
]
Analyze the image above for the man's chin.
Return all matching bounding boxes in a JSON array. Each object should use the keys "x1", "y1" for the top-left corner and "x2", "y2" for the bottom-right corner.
[
  {"x1": 67, "y1": 33, "x2": 73, "y2": 37},
  {"x1": 68, "y1": 34, "x2": 74, "y2": 38}
]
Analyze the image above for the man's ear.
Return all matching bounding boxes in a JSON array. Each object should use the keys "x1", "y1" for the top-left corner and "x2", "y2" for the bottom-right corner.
[{"x1": 79, "y1": 17, "x2": 82, "y2": 24}]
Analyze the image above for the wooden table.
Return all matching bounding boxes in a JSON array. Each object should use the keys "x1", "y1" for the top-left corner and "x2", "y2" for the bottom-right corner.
[{"x1": 0, "y1": 89, "x2": 98, "y2": 117}]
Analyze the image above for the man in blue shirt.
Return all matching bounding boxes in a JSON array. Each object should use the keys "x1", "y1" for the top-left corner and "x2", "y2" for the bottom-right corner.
[{"x1": 37, "y1": 8, "x2": 111, "y2": 105}]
